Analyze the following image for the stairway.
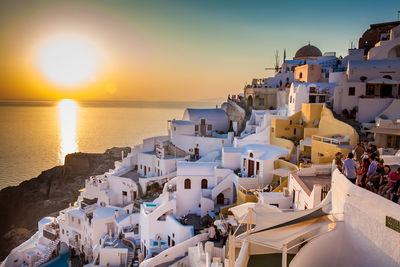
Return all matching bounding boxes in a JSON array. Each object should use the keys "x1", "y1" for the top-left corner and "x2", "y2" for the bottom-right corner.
[
  {"x1": 33, "y1": 240, "x2": 59, "y2": 267},
  {"x1": 127, "y1": 251, "x2": 135, "y2": 266}
]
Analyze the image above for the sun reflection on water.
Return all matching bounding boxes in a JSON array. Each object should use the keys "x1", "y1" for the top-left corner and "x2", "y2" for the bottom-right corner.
[{"x1": 58, "y1": 99, "x2": 78, "y2": 164}]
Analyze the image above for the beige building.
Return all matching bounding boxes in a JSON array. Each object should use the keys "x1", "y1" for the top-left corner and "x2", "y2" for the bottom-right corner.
[
  {"x1": 294, "y1": 64, "x2": 327, "y2": 83},
  {"x1": 270, "y1": 103, "x2": 359, "y2": 164}
]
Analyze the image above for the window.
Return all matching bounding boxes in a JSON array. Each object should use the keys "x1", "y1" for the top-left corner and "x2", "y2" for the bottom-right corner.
[
  {"x1": 366, "y1": 84, "x2": 375, "y2": 96},
  {"x1": 195, "y1": 125, "x2": 199, "y2": 131},
  {"x1": 62, "y1": 229, "x2": 64, "y2": 235},
  {"x1": 289, "y1": 120, "x2": 292, "y2": 125},
  {"x1": 201, "y1": 118, "x2": 206, "y2": 125},
  {"x1": 207, "y1": 124, "x2": 212, "y2": 131},
  {"x1": 294, "y1": 128, "x2": 297, "y2": 135},
  {"x1": 309, "y1": 95, "x2": 316, "y2": 103},
  {"x1": 348, "y1": 87, "x2": 355, "y2": 96},
  {"x1": 122, "y1": 191, "x2": 127, "y2": 196},
  {"x1": 249, "y1": 152, "x2": 253, "y2": 158},
  {"x1": 243, "y1": 158, "x2": 246, "y2": 170},
  {"x1": 201, "y1": 179, "x2": 208, "y2": 189},
  {"x1": 319, "y1": 95, "x2": 326, "y2": 103},
  {"x1": 289, "y1": 95, "x2": 292, "y2": 103},
  {"x1": 383, "y1": 75, "x2": 392, "y2": 80},
  {"x1": 184, "y1": 178, "x2": 191, "y2": 189},
  {"x1": 140, "y1": 165, "x2": 142, "y2": 169},
  {"x1": 271, "y1": 128, "x2": 274, "y2": 133},
  {"x1": 309, "y1": 87, "x2": 316, "y2": 93},
  {"x1": 299, "y1": 72, "x2": 303, "y2": 79}
]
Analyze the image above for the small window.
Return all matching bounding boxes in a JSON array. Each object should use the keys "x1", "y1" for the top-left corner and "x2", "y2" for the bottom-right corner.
[
  {"x1": 366, "y1": 84, "x2": 375, "y2": 96},
  {"x1": 299, "y1": 72, "x2": 303, "y2": 79},
  {"x1": 207, "y1": 124, "x2": 212, "y2": 131},
  {"x1": 289, "y1": 120, "x2": 292, "y2": 125},
  {"x1": 201, "y1": 179, "x2": 208, "y2": 189},
  {"x1": 184, "y1": 178, "x2": 191, "y2": 189},
  {"x1": 309, "y1": 95, "x2": 316, "y2": 103},
  {"x1": 195, "y1": 125, "x2": 199, "y2": 131},
  {"x1": 122, "y1": 191, "x2": 127, "y2": 196},
  {"x1": 62, "y1": 229, "x2": 65, "y2": 235},
  {"x1": 348, "y1": 87, "x2": 355, "y2": 96},
  {"x1": 243, "y1": 158, "x2": 247, "y2": 170},
  {"x1": 271, "y1": 128, "x2": 275, "y2": 133},
  {"x1": 290, "y1": 95, "x2": 292, "y2": 103},
  {"x1": 249, "y1": 152, "x2": 253, "y2": 158},
  {"x1": 309, "y1": 87, "x2": 316, "y2": 93},
  {"x1": 319, "y1": 95, "x2": 326, "y2": 103},
  {"x1": 294, "y1": 128, "x2": 297, "y2": 135}
]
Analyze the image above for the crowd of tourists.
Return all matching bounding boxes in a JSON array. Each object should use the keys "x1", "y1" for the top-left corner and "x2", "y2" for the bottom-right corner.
[{"x1": 335, "y1": 143, "x2": 400, "y2": 204}]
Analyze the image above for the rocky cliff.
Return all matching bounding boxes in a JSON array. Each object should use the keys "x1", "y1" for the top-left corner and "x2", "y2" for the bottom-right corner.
[{"x1": 0, "y1": 147, "x2": 131, "y2": 261}]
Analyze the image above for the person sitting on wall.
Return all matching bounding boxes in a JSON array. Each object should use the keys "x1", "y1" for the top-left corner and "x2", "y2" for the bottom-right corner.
[
  {"x1": 380, "y1": 168, "x2": 400, "y2": 199},
  {"x1": 366, "y1": 154, "x2": 377, "y2": 187},
  {"x1": 367, "y1": 160, "x2": 384, "y2": 192},
  {"x1": 377, "y1": 165, "x2": 391, "y2": 194}
]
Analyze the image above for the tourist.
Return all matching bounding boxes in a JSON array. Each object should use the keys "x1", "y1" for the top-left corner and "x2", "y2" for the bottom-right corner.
[
  {"x1": 366, "y1": 155, "x2": 377, "y2": 183},
  {"x1": 342, "y1": 152, "x2": 357, "y2": 184},
  {"x1": 392, "y1": 180, "x2": 400, "y2": 204},
  {"x1": 208, "y1": 223, "x2": 216, "y2": 241},
  {"x1": 357, "y1": 157, "x2": 370, "y2": 187},
  {"x1": 353, "y1": 143, "x2": 365, "y2": 165},
  {"x1": 380, "y1": 168, "x2": 400, "y2": 199},
  {"x1": 378, "y1": 165, "x2": 391, "y2": 194},
  {"x1": 334, "y1": 152, "x2": 343, "y2": 172},
  {"x1": 367, "y1": 161, "x2": 384, "y2": 192}
]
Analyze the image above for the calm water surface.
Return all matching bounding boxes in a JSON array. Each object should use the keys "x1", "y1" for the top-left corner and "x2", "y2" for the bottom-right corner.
[{"x1": 0, "y1": 99, "x2": 220, "y2": 189}]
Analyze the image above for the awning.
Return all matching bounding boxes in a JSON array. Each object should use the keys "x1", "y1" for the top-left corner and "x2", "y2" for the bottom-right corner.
[
  {"x1": 367, "y1": 78, "x2": 400, "y2": 85},
  {"x1": 251, "y1": 191, "x2": 331, "y2": 234},
  {"x1": 245, "y1": 216, "x2": 336, "y2": 250},
  {"x1": 229, "y1": 202, "x2": 281, "y2": 224},
  {"x1": 368, "y1": 127, "x2": 400, "y2": 136}
]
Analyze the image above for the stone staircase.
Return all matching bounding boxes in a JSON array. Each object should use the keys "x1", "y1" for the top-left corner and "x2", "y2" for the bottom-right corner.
[
  {"x1": 33, "y1": 240, "x2": 59, "y2": 267},
  {"x1": 127, "y1": 251, "x2": 135, "y2": 266}
]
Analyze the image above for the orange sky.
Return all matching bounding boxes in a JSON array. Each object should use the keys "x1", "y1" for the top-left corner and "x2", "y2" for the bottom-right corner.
[{"x1": 0, "y1": 0, "x2": 398, "y2": 101}]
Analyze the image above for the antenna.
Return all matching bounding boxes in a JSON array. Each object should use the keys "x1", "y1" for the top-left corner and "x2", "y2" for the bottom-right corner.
[{"x1": 265, "y1": 50, "x2": 281, "y2": 73}]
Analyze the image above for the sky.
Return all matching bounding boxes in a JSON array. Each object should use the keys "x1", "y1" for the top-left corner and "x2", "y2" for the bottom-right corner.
[{"x1": 0, "y1": 0, "x2": 399, "y2": 101}]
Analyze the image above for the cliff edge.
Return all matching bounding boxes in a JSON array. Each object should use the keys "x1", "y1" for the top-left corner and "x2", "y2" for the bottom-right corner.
[{"x1": 0, "y1": 147, "x2": 131, "y2": 261}]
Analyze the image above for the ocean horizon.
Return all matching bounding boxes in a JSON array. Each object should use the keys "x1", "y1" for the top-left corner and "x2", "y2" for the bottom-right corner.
[{"x1": 0, "y1": 99, "x2": 222, "y2": 189}]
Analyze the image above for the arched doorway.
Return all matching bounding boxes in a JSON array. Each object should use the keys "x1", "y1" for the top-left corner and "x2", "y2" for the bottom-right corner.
[
  {"x1": 201, "y1": 179, "x2": 208, "y2": 189},
  {"x1": 217, "y1": 193, "x2": 224, "y2": 205},
  {"x1": 247, "y1": 96, "x2": 253, "y2": 108}
]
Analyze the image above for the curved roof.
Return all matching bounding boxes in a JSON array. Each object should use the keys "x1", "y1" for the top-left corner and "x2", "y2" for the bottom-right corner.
[
  {"x1": 294, "y1": 44, "x2": 322, "y2": 59},
  {"x1": 182, "y1": 108, "x2": 228, "y2": 122}
]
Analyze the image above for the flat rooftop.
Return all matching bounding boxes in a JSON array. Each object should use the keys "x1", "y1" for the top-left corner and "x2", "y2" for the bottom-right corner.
[{"x1": 293, "y1": 173, "x2": 331, "y2": 195}]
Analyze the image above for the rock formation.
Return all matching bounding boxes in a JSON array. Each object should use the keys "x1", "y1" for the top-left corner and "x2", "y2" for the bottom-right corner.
[{"x1": 0, "y1": 147, "x2": 130, "y2": 261}]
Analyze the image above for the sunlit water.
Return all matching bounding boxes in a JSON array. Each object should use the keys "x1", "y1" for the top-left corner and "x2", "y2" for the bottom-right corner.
[{"x1": 0, "y1": 99, "x2": 220, "y2": 189}]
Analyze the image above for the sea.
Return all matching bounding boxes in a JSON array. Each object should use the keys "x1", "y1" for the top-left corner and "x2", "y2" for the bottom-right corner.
[{"x1": 0, "y1": 99, "x2": 222, "y2": 189}]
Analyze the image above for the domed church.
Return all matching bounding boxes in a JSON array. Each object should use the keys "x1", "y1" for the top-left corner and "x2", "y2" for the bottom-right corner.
[{"x1": 293, "y1": 44, "x2": 322, "y2": 60}]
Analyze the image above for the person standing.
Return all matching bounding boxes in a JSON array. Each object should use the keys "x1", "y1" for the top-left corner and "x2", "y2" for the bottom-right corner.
[
  {"x1": 353, "y1": 143, "x2": 365, "y2": 165},
  {"x1": 342, "y1": 152, "x2": 358, "y2": 184}
]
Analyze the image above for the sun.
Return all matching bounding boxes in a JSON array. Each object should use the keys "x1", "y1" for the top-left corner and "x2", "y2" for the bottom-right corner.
[{"x1": 37, "y1": 36, "x2": 98, "y2": 86}]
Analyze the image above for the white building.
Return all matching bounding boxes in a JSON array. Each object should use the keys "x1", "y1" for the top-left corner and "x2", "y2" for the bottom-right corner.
[{"x1": 288, "y1": 82, "x2": 336, "y2": 116}]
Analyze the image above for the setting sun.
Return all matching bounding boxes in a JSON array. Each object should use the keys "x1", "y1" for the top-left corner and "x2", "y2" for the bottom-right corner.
[{"x1": 37, "y1": 36, "x2": 98, "y2": 86}]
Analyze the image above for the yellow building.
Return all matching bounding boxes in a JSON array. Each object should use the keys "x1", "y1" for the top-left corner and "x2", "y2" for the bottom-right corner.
[{"x1": 270, "y1": 103, "x2": 359, "y2": 164}]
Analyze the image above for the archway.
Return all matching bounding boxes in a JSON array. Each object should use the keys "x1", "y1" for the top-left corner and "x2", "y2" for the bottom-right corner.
[
  {"x1": 388, "y1": 45, "x2": 400, "y2": 58},
  {"x1": 247, "y1": 96, "x2": 253, "y2": 108},
  {"x1": 217, "y1": 193, "x2": 224, "y2": 205}
]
